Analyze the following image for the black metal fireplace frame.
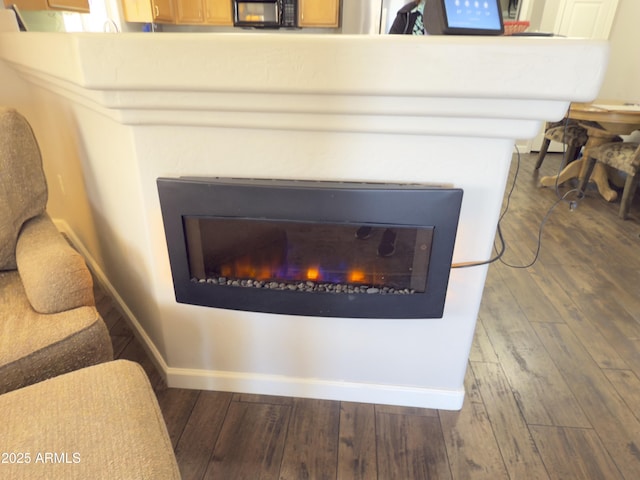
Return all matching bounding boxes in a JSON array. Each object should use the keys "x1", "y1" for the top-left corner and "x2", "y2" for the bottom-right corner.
[{"x1": 157, "y1": 177, "x2": 463, "y2": 319}]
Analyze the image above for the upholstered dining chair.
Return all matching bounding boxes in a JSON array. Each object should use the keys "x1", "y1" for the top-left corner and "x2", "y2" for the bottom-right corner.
[
  {"x1": 578, "y1": 141, "x2": 640, "y2": 220},
  {"x1": 535, "y1": 119, "x2": 589, "y2": 170}
]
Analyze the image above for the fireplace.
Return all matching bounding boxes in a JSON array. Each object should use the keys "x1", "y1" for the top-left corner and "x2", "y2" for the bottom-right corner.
[{"x1": 157, "y1": 177, "x2": 463, "y2": 319}]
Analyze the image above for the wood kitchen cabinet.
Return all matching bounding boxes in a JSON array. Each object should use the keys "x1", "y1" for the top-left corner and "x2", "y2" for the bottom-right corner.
[
  {"x1": 122, "y1": 0, "x2": 334, "y2": 27},
  {"x1": 203, "y1": 0, "x2": 232, "y2": 25},
  {"x1": 175, "y1": 0, "x2": 203, "y2": 23},
  {"x1": 123, "y1": 0, "x2": 232, "y2": 25},
  {"x1": 4, "y1": 0, "x2": 89, "y2": 13},
  {"x1": 151, "y1": 0, "x2": 176, "y2": 22},
  {"x1": 121, "y1": 0, "x2": 152, "y2": 22},
  {"x1": 122, "y1": 0, "x2": 175, "y2": 23},
  {"x1": 175, "y1": 0, "x2": 233, "y2": 25},
  {"x1": 298, "y1": 0, "x2": 339, "y2": 28}
]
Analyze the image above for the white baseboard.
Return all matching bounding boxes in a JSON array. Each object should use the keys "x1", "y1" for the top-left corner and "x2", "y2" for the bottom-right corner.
[
  {"x1": 53, "y1": 218, "x2": 465, "y2": 410},
  {"x1": 515, "y1": 139, "x2": 532, "y2": 153},
  {"x1": 166, "y1": 367, "x2": 465, "y2": 410}
]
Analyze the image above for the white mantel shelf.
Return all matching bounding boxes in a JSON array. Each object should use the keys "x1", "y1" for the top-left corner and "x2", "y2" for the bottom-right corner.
[
  {"x1": 0, "y1": 33, "x2": 608, "y2": 136},
  {"x1": 0, "y1": 32, "x2": 609, "y2": 410}
]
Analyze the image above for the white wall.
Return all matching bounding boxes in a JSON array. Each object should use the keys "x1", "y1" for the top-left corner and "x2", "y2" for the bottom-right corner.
[
  {"x1": 0, "y1": 59, "x2": 28, "y2": 105},
  {"x1": 522, "y1": 0, "x2": 637, "y2": 101},
  {"x1": 539, "y1": 1, "x2": 559, "y2": 32},
  {"x1": 598, "y1": 0, "x2": 640, "y2": 101}
]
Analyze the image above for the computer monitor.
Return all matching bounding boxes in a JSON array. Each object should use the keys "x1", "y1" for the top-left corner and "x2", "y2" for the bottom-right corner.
[{"x1": 425, "y1": 0, "x2": 504, "y2": 36}]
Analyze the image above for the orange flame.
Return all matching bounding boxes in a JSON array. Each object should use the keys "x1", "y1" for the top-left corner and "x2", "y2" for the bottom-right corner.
[
  {"x1": 306, "y1": 267, "x2": 320, "y2": 281},
  {"x1": 348, "y1": 269, "x2": 366, "y2": 283}
]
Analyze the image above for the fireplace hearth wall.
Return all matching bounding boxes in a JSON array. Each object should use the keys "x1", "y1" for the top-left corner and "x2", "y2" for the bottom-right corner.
[
  {"x1": 3, "y1": 32, "x2": 608, "y2": 409},
  {"x1": 158, "y1": 177, "x2": 463, "y2": 318}
]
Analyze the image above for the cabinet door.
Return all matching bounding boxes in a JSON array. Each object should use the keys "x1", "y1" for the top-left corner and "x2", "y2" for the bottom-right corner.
[
  {"x1": 298, "y1": 0, "x2": 339, "y2": 28},
  {"x1": 47, "y1": 0, "x2": 89, "y2": 11},
  {"x1": 204, "y1": 0, "x2": 233, "y2": 25},
  {"x1": 152, "y1": 0, "x2": 175, "y2": 22},
  {"x1": 121, "y1": 0, "x2": 153, "y2": 22},
  {"x1": 176, "y1": 0, "x2": 204, "y2": 23},
  {"x1": 7, "y1": 0, "x2": 89, "y2": 12}
]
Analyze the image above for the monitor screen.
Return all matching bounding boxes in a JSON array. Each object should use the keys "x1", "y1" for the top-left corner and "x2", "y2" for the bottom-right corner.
[
  {"x1": 425, "y1": 0, "x2": 504, "y2": 35},
  {"x1": 444, "y1": 0, "x2": 502, "y2": 32}
]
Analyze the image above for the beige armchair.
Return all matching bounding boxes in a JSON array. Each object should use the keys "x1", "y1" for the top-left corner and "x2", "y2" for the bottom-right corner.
[{"x1": 0, "y1": 107, "x2": 112, "y2": 395}]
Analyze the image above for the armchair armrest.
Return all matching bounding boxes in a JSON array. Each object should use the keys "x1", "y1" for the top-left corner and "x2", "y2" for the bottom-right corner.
[{"x1": 16, "y1": 214, "x2": 94, "y2": 314}]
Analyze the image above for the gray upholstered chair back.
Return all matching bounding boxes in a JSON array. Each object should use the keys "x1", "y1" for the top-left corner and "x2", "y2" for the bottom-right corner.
[
  {"x1": 0, "y1": 108, "x2": 48, "y2": 270},
  {"x1": 589, "y1": 142, "x2": 640, "y2": 175},
  {"x1": 535, "y1": 118, "x2": 589, "y2": 170}
]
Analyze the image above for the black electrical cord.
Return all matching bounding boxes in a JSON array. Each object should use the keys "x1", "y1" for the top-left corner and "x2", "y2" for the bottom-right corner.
[
  {"x1": 451, "y1": 146, "x2": 519, "y2": 269},
  {"x1": 553, "y1": 107, "x2": 586, "y2": 210},
  {"x1": 452, "y1": 125, "x2": 582, "y2": 271},
  {"x1": 498, "y1": 190, "x2": 573, "y2": 269},
  {"x1": 496, "y1": 111, "x2": 586, "y2": 269}
]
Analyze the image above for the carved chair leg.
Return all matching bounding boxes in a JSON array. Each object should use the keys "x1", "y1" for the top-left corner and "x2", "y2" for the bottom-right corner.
[
  {"x1": 563, "y1": 145, "x2": 579, "y2": 169},
  {"x1": 619, "y1": 172, "x2": 640, "y2": 220},
  {"x1": 578, "y1": 156, "x2": 597, "y2": 195},
  {"x1": 572, "y1": 145, "x2": 583, "y2": 162},
  {"x1": 535, "y1": 138, "x2": 551, "y2": 170}
]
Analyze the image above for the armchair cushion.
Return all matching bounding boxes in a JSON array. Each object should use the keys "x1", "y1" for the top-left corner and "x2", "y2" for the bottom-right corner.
[
  {"x1": 0, "y1": 270, "x2": 113, "y2": 395},
  {"x1": 0, "y1": 107, "x2": 47, "y2": 271},
  {"x1": 0, "y1": 360, "x2": 180, "y2": 479},
  {"x1": 16, "y1": 214, "x2": 94, "y2": 314}
]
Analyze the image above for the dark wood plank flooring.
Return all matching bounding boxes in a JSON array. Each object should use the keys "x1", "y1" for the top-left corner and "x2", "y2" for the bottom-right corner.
[{"x1": 96, "y1": 152, "x2": 640, "y2": 479}]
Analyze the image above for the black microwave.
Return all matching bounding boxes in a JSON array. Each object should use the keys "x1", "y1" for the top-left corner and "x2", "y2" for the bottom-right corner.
[{"x1": 234, "y1": 0, "x2": 298, "y2": 28}]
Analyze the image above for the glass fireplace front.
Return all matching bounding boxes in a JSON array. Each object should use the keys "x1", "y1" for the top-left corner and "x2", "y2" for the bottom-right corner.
[
  {"x1": 157, "y1": 177, "x2": 463, "y2": 319},
  {"x1": 184, "y1": 217, "x2": 434, "y2": 295}
]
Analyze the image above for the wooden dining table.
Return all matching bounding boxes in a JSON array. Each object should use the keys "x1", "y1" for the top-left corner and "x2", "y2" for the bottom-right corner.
[{"x1": 539, "y1": 100, "x2": 640, "y2": 202}]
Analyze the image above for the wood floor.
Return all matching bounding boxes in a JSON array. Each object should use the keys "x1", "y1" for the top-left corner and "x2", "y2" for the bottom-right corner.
[{"x1": 96, "y1": 152, "x2": 640, "y2": 479}]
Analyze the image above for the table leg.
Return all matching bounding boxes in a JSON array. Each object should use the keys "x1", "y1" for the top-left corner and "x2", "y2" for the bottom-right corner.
[
  {"x1": 539, "y1": 158, "x2": 583, "y2": 188},
  {"x1": 590, "y1": 163, "x2": 618, "y2": 202},
  {"x1": 538, "y1": 129, "x2": 618, "y2": 201}
]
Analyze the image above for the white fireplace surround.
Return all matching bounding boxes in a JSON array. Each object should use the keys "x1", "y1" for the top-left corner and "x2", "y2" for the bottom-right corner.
[{"x1": 0, "y1": 32, "x2": 608, "y2": 409}]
